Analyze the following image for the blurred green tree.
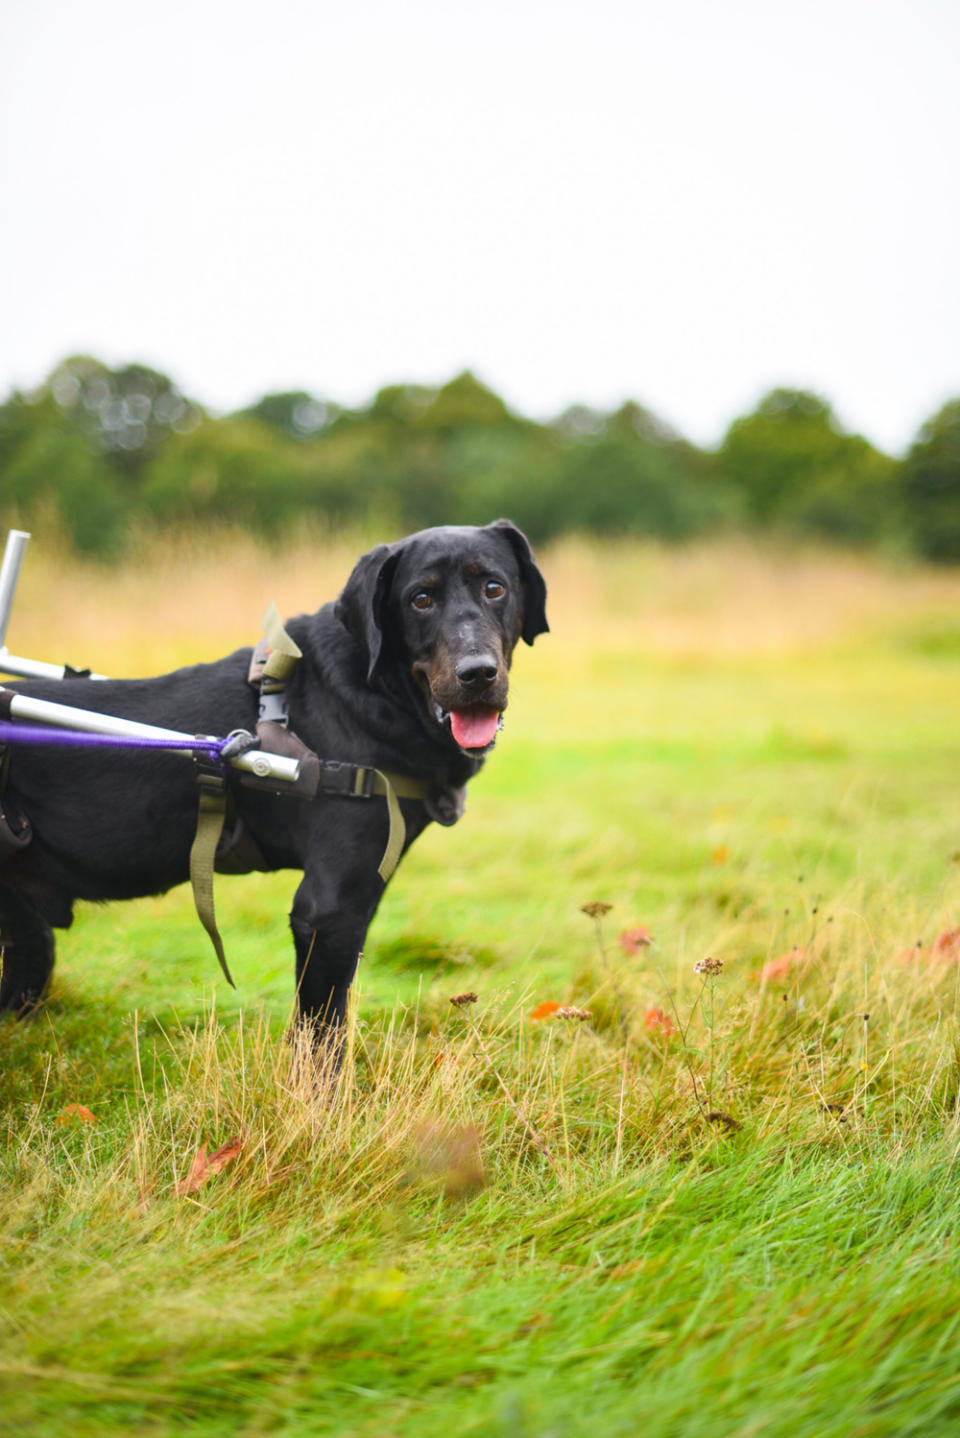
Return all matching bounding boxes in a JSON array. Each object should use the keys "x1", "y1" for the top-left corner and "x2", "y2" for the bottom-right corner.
[
  {"x1": 3, "y1": 356, "x2": 942, "y2": 562},
  {"x1": 240, "y1": 391, "x2": 339, "y2": 440},
  {"x1": 140, "y1": 416, "x2": 362, "y2": 534},
  {"x1": 718, "y1": 388, "x2": 898, "y2": 543},
  {"x1": 0, "y1": 356, "x2": 204, "y2": 555},
  {"x1": 44, "y1": 355, "x2": 202, "y2": 479},
  {"x1": 415, "y1": 371, "x2": 518, "y2": 432},
  {"x1": 900, "y1": 399, "x2": 960, "y2": 562},
  {"x1": 0, "y1": 390, "x2": 126, "y2": 555}
]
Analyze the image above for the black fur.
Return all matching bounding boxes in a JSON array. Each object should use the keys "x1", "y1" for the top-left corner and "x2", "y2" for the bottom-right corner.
[{"x1": 0, "y1": 522, "x2": 547, "y2": 1045}]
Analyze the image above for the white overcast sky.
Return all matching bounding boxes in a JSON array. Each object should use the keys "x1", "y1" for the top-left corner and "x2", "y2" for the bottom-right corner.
[{"x1": 1, "y1": 0, "x2": 958, "y2": 453}]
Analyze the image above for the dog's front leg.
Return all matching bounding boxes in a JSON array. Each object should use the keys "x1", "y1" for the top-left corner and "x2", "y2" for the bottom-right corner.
[
  {"x1": 0, "y1": 884, "x2": 57, "y2": 1015},
  {"x1": 289, "y1": 868, "x2": 380, "y2": 1067}
]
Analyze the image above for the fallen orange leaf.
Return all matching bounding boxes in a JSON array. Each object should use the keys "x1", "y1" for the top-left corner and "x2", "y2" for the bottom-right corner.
[
  {"x1": 934, "y1": 929, "x2": 960, "y2": 961},
  {"x1": 175, "y1": 1145, "x2": 210, "y2": 1196},
  {"x1": 907, "y1": 930, "x2": 960, "y2": 965},
  {"x1": 56, "y1": 1103, "x2": 96, "y2": 1126},
  {"x1": 175, "y1": 1138, "x2": 242, "y2": 1196},
  {"x1": 754, "y1": 946, "x2": 806, "y2": 982},
  {"x1": 619, "y1": 927, "x2": 653, "y2": 954},
  {"x1": 644, "y1": 1006, "x2": 673, "y2": 1037},
  {"x1": 207, "y1": 1139, "x2": 243, "y2": 1173},
  {"x1": 530, "y1": 1000, "x2": 561, "y2": 1021}
]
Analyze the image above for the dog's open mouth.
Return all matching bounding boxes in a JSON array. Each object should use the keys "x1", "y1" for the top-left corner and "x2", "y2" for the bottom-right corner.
[{"x1": 431, "y1": 700, "x2": 503, "y2": 752}]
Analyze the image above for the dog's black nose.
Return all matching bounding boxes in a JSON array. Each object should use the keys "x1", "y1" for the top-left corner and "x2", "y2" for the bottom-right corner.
[{"x1": 455, "y1": 655, "x2": 499, "y2": 687}]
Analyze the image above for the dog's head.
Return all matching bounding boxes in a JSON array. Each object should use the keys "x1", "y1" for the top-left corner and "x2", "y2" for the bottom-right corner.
[{"x1": 335, "y1": 520, "x2": 548, "y2": 755}]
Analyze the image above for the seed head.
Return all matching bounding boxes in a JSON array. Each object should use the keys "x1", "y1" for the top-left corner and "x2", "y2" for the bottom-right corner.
[
  {"x1": 555, "y1": 1006, "x2": 592, "y2": 1022},
  {"x1": 706, "y1": 1111, "x2": 742, "y2": 1132},
  {"x1": 581, "y1": 901, "x2": 612, "y2": 918},
  {"x1": 694, "y1": 957, "x2": 724, "y2": 976},
  {"x1": 449, "y1": 991, "x2": 478, "y2": 1008}
]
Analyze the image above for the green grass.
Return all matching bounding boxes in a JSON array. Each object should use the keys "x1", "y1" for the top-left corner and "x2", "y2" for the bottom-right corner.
[{"x1": 3, "y1": 538, "x2": 960, "y2": 1435}]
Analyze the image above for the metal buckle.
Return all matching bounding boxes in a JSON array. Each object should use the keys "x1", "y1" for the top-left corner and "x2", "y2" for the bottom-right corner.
[
  {"x1": 220, "y1": 728, "x2": 260, "y2": 761},
  {"x1": 195, "y1": 769, "x2": 225, "y2": 795},
  {"x1": 257, "y1": 690, "x2": 289, "y2": 727},
  {"x1": 318, "y1": 760, "x2": 373, "y2": 798}
]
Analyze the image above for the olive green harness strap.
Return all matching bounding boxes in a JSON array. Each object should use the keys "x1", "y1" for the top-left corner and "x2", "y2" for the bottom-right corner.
[
  {"x1": 372, "y1": 769, "x2": 425, "y2": 881},
  {"x1": 259, "y1": 601, "x2": 302, "y2": 682},
  {"x1": 189, "y1": 780, "x2": 235, "y2": 988},
  {"x1": 188, "y1": 765, "x2": 425, "y2": 980}
]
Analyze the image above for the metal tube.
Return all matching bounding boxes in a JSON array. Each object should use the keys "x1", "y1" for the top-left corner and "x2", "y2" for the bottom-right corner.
[
  {"x1": 6, "y1": 692, "x2": 302, "y2": 785},
  {"x1": 0, "y1": 530, "x2": 107, "y2": 680},
  {"x1": 0, "y1": 530, "x2": 31, "y2": 650},
  {"x1": 0, "y1": 649, "x2": 108, "y2": 682}
]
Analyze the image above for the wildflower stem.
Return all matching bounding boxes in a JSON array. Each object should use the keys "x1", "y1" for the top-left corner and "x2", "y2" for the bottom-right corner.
[
  {"x1": 706, "y1": 979, "x2": 715, "y2": 1108},
  {"x1": 613, "y1": 1045, "x2": 628, "y2": 1176},
  {"x1": 658, "y1": 968, "x2": 708, "y2": 1120}
]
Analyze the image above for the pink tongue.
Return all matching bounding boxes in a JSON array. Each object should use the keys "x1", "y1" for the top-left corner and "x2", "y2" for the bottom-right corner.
[{"x1": 450, "y1": 706, "x2": 500, "y2": 750}]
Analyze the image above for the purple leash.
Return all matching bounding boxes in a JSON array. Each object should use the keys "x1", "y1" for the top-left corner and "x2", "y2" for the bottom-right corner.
[{"x1": 0, "y1": 722, "x2": 232, "y2": 759}]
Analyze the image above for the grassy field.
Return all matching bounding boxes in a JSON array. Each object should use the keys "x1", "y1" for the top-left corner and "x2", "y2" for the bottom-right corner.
[{"x1": 3, "y1": 532, "x2": 960, "y2": 1436}]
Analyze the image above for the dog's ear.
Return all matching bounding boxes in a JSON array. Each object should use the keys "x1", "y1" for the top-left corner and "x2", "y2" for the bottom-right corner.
[
  {"x1": 485, "y1": 519, "x2": 549, "y2": 645},
  {"x1": 334, "y1": 543, "x2": 401, "y2": 682}
]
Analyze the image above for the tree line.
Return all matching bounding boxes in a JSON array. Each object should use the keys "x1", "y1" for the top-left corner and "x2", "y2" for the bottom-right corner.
[{"x1": 1, "y1": 354, "x2": 957, "y2": 561}]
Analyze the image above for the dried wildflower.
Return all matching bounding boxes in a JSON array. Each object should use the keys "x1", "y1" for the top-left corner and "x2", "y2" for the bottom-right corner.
[
  {"x1": 619, "y1": 926, "x2": 652, "y2": 955},
  {"x1": 555, "y1": 1006, "x2": 592, "y2": 1022},
  {"x1": 580, "y1": 901, "x2": 612, "y2": 918},
  {"x1": 530, "y1": 1000, "x2": 561, "y2": 1021},
  {"x1": 694, "y1": 957, "x2": 724, "y2": 976},
  {"x1": 449, "y1": 991, "x2": 478, "y2": 1008},
  {"x1": 643, "y1": 1005, "x2": 673, "y2": 1037},
  {"x1": 706, "y1": 1111, "x2": 742, "y2": 1132}
]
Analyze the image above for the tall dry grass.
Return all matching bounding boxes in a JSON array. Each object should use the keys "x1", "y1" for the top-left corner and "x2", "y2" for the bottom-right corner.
[
  {"x1": 11, "y1": 890, "x2": 960, "y2": 1245},
  {"x1": 11, "y1": 528, "x2": 960, "y2": 676}
]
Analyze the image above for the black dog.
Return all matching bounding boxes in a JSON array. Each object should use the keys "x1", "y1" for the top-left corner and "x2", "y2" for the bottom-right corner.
[{"x1": 0, "y1": 522, "x2": 548, "y2": 1047}]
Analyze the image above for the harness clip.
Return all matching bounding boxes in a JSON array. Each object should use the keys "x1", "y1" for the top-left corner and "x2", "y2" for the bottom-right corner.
[
  {"x1": 318, "y1": 760, "x2": 374, "y2": 799},
  {"x1": 219, "y1": 728, "x2": 260, "y2": 762}
]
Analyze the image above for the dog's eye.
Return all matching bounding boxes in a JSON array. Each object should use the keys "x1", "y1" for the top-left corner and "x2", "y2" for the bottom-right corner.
[
  {"x1": 411, "y1": 591, "x2": 434, "y2": 611},
  {"x1": 484, "y1": 580, "x2": 505, "y2": 600}
]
